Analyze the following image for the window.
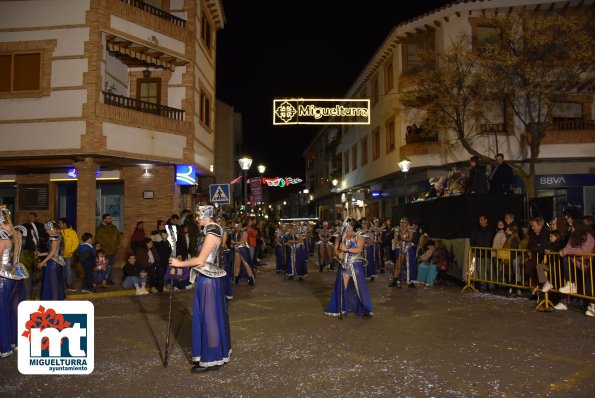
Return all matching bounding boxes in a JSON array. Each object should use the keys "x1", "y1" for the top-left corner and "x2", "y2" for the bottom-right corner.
[
  {"x1": 0, "y1": 52, "x2": 41, "y2": 94},
  {"x1": 402, "y1": 32, "x2": 434, "y2": 74},
  {"x1": 385, "y1": 119, "x2": 395, "y2": 153},
  {"x1": 343, "y1": 150, "x2": 349, "y2": 174},
  {"x1": 199, "y1": 89, "x2": 212, "y2": 129},
  {"x1": 552, "y1": 102, "x2": 583, "y2": 122},
  {"x1": 372, "y1": 128, "x2": 380, "y2": 160},
  {"x1": 137, "y1": 78, "x2": 161, "y2": 104},
  {"x1": 351, "y1": 144, "x2": 357, "y2": 171},
  {"x1": 360, "y1": 136, "x2": 368, "y2": 166},
  {"x1": 384, "y1": 60, "x2": 394, "y2": 93},
  {"x1": 480, "y1": 100, "x2": 506, "y2": 133},
  {"x1": 371, "y1": 74, "x2": 378, "y2": 105},
  {"x1": 201, "y1": 10, "x2": 213, "y2": 51},
  {"x1": 475, "y1": 25, "x2": 499, "y2": 52}
]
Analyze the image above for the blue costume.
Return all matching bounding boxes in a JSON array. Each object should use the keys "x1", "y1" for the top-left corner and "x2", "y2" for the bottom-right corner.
[
  {"x1": 40, "y1": 222, "x2": 65, "y2": 301},
  {"x1": 286, "y1": 231, "x2": 308, "y2": 280},
  {"x1": 392, "y1": 225, "x2": 417, "y2": 285},
  {"x1": 0, "y1": 221, "x2": 28, "y2": 358},
  {"x1": 325, "y1": 230, "x2": 373, "y2": 317},
  {"x1": 190, "y1": 221, "x2": 231, "y2": 369},
  {"x1": 317, "y1": 227, "x2": 333, "y2": 270},
  {"x1": 236, "y1": 228, "x2": 253, "y2": 282},
  {"x1": 361, "y1": 227, "x2": 376, "y2": 281}
]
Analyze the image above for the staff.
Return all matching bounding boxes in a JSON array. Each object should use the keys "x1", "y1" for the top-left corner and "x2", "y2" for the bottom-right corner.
[{"x1": 163, "y1": 223, "x2": 177, "y2": 368}]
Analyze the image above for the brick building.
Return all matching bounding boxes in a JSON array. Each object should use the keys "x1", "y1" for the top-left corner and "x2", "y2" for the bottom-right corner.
[{"x1": 0, "y1": 0, "x2": 225, "y2": 261}]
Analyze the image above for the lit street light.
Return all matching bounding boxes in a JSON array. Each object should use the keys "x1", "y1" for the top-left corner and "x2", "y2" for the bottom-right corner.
[
  {"x1": 238, "y1": 156, "x2": 252, "y2": 209},
  {"x1": 398, "y1": 158, "x2": 411, "y2": 203},
  {"x1": 257, "y1": 164, "x2": 266, "y2": 212}
]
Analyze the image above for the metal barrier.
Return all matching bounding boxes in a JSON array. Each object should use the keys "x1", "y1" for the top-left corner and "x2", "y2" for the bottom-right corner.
[{"x1": 461, "y1": 247, "x2": 594, "y2": 311}]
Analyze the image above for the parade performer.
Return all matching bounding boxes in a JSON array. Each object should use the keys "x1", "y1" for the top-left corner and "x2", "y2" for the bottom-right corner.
[
  {"x1": 317, "y1": 221, "x2": 333, "y2": 272},
  {"x1": 274, "y1": 224, "x2": 287, "y2": 274},
  {"x1": 170, "y1": 204, "x2": 231, "y2": 373},
  {"x1": 0, "y1": 208, "x2": 28, "y2": 358},
  {"x1": 38, "y1": 221, "x2": 65, "y2": 300},
  {"x1": 233, "y1": 222, "x2": 255, "y2": 286},
  {"x1": 286, "y1": 224, "x2": 308, "y2": 280},
  {"x1": 390, "y1": 218, "x2": 417, "y2": 287},
  {"x1": 221, "y1": 220, "x2": 233, "y2": 300},
  {"x1": 361, "y1": 221, "x2": 376, "y2": 282},
  {"x1": 324, "y1": 221, "x2": 373, "y2": 318},
  {"x1": 372, "y1": 218, "x2": 385, "y2": 274}
]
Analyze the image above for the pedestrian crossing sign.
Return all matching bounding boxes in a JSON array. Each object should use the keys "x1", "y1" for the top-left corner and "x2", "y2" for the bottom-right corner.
[{"x1": 209, "y1": 184, "x2": 230, "y2": 204}]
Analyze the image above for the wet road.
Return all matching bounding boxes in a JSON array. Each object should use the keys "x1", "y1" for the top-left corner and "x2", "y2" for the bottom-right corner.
[{"x1": 1, "y1": 258, "x2": 594, "y2": 397}]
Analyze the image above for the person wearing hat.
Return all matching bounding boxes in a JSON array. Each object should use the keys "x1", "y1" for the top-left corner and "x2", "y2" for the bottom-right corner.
[
  {"x1": 37, "y1": 221, "x2": 66, "y2": 300},
  {"x1": 466, "y1": 156, "x2": 488, "y2": 194}
]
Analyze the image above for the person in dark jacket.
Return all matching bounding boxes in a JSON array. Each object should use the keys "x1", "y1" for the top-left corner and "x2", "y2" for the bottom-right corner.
[
  {"x1": 466, "y1": 156, "x2": 488, "y2": 194},
  {"x1": 489, "y1": 153, "x2": 514, "y2": 194},
  {"x1": 135, "y1": 237, "x2": 161, "y2": 293},
  {"x1": 525, "y1": 217, "x2": 550, "y2": 290},
  {"x1": 470, "y1": 214, "x2": 493, "y2": 288},
  {"x1": 77, "y1": 232, "x2": 96, "y2": 293}
]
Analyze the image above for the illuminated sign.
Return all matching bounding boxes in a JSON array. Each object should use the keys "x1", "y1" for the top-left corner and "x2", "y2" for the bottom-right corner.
[
  {"x1": 262, "y1": 177, "x2": 302, "y2": 187},
  {"x1": 66, "y1": 169, "x2": 102, "y2": 179},
  {"x1": 273, "y1": 98, "x2": 370, "y2": 125},
  {"x1": 175, "y1": 165, "x2": 196, "y2": 186},
  {"x1": 371, "y1": 190, "x2": 381, "y2": 198}
]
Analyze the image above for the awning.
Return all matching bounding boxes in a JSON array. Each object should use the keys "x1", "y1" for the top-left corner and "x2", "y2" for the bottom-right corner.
[{"x1": 106, "y1": 34, "x2": 189, "y2": 71}]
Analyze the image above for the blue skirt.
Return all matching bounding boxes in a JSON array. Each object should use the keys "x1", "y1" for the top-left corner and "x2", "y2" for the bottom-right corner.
[
  {"x1": 0, "y1": 277, "x2": 26, "y2": 357},
  {"x1": 192, "y1": 275, "x2": 232, "y2": 367},
  {"x1": 324, "y1": 260, "x2": 373, "y2": 317},
  {"x1": 237, "y1": 246, "x2": 253, "y2": 281},
  {"x1": 365, "y1": 245, "x2": 376, "y2": 278},
  {"x1": 41, "y1": 259, "x2": 65, "y2": 301},
  {"x1": 222, "y1": 250, "x2": 233, "y2": 299},
  {"x1": 287, "y1": 245, "x2": 308, "y2": 277},
  {"x1": 275, "y1": 245, "x2": 285, "y2": 272},
  {"x1": 394, "y1": 246, "x2": 418, "y2": 282}
]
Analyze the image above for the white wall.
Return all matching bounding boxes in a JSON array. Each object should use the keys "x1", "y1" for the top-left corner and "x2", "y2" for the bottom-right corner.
[
  {"x1": 0, "y1": 90, "x2": 86, "y2": 120},
  {"x1": 103, "y1": 122, "x2": 186, "y2": 160},
  {"x1": 0, "y1": 121, "x2": 85, "y2": 150},
  {"x1": 0, "y1": 0, "x2": 89, "y2": 29}
]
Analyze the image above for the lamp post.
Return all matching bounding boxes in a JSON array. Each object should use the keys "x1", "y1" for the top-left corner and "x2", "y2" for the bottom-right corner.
[
  {"x1": 257, "y1": 164, "x2": 266, "y2": 212},
  {"x1": 238, "y1": 156, "x2": 252, "y2": 209},
  {"x1": 398, "y1": 158, "x2": 412, "y2": 204}
]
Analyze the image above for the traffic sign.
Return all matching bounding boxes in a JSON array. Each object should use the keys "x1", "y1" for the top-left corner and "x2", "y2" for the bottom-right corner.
[{"x1": 210, "y1": 184, "x2": 230, "y2": 204}]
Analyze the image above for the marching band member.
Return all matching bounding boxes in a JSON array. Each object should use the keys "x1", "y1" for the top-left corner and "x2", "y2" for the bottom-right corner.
[
  {"x1": 372, "y1": 218, "x2": 385, "y2": 274},
  {"x1": 170, "y1": 204, "x2": 231, "y2": 373},
  {"x1": 274, "y1": 223, "x2": 287, "y2": 274},
  {"x1": 324, "y1": 221, "x2": 373, "y2": 318},
  {"x1": 390, "y1": 218, "x2": 417, "y2": 287},
  {"x1": 317, "y1": 221, "x2": 333, "y2": 272},
  {"x1": 38, "y1": 221, "x2": 66, "y2": 300},
  {"x1": 361, "y1": 221, "x2": 376, "y2": 282},
  {"x1": 0, "y1": 208, "x2": 28, "y2": 358},
  {"x1": 286, "y1": 224, "x2": 308, "y2": 280}
]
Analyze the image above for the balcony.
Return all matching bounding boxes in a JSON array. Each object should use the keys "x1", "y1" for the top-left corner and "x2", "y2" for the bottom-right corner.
[
  {"x1": 120, "y1": 0, "x2": 186, "y2": 27},
  {"x1": 103, "y1": 91, "x2": 185, "y2": 121},
  {"x1": 405, "y1": 131, "x2": 439, "y2": 145},
  {"x1": 526, "y1": 120, "x2": 595, "y2": 145}
]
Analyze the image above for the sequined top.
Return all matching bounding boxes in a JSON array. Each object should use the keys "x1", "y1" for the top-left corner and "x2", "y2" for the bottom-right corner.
[{"x1": 191, "y1": 223, "x2": 226, "y2": 280}]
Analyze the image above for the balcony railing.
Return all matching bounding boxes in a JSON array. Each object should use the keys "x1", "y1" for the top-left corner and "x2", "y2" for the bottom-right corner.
[
  {"x1": 120, "y1": 0, "x2": 186, "y2": 27},
  {"x1": 480, "y1": 123, "x2": 506, "y2": 133},
  {"x1": 405, "y1": 131, "x2": 439, "y2": 145},
  {"x1": 103, "y1": 91, "x2": 185, "y2": 121},
  {"x1": 528, "y1": 119, "x2": 595, "y2": 132}
]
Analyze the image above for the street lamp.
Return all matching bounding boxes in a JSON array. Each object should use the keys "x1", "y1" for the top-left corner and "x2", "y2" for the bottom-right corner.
[
  {"x1": 257, "y1": 164, "x2": 266, "y2": 210},
  {"x1": 331, "y1": 178, "x2": 339, "y2": 187},
  {"x1": 238, "y1": 156, "x2": 252, "y2": 208},
  {"x1": 398, "y1": 158, "x2": 412, "y2": 204}
]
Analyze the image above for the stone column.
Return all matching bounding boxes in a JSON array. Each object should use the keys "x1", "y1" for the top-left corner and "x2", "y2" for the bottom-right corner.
[{"x1": 75, "y1": 158, "x2": 98, "y2": 238}]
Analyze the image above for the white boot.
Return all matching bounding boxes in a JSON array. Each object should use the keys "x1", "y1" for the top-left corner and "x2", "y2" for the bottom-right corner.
[
  {"x1": 135, "y1": 284, "x2": 142, "y2": 295},
  {"x1": 141, "y1": 282, "x2": 148, "y2": 295}
]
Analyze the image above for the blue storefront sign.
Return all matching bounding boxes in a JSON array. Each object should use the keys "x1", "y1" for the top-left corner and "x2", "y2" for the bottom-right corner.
[
  {"x1": 535, "y1": 174, "x2": 595, "y2": 188},
  {"x1": 175, "y1": 165, "x2": 196, "y2": 186}
]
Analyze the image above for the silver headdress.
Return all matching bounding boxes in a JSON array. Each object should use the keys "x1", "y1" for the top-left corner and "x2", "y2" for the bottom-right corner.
[
  {"x1": 195, "y1": 204, "x2": 214, "y2": 220},
  {"x1": 44, "y1": 220, "x2": 57, "y2": 231}
]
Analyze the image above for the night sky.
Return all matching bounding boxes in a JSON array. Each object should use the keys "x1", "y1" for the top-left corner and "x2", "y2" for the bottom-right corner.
[{"x1": 216, "y1": 0, "x2": 453, "y2": 180}]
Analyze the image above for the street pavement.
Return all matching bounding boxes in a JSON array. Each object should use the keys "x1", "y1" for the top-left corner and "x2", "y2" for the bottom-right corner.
[{"x1": 1, "y1": 256, "x2": 594, "y2": 398}]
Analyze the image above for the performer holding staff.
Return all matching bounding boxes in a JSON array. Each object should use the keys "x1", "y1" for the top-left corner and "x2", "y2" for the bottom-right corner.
[
  {"x1": 324, "y1": 221, "x2": 373, "y2": 318},
  {"x1": 317, "y1": 221, "x2": 333, "y2": 272},
  {"x1": 169, "y1": 204, "x2": 231, "y2": 373},
  {"x1": 0, "y1": 207, "x2": 28, "y2": 358},
  {"x1": 390, "y1": 217, "x2": 416, "y2": 287}
]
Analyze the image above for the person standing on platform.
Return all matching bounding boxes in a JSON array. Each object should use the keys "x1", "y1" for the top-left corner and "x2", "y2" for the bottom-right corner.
[
  {"x1": 59, "y1": 218, "x2": 79, "y2": 292},
  {"x1": 95, "y1": 213, "x2": 120, "y2": 286},
  {"x1": 489, "y1": 153, "x2": 514, "y2": 194},
  {"x1": 466, "y1": 156, "x2": 488, "y2": 194},
  {"x1": 170, "y1": 205, "x2": 231, "y2": 373}
]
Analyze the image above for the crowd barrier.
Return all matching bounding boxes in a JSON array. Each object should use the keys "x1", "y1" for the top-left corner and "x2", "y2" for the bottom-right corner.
[{"x1": 461, "y1": 246, "x2": 594, "y2": 310}]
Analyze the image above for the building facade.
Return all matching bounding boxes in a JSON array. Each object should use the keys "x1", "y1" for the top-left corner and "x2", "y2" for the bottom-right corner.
[
  {"x1": 312, "y1": 0, "x2": 594, "y2": 220},
  {"x1": 0, "y1": 0, "x2": 225, "y2": 258}
]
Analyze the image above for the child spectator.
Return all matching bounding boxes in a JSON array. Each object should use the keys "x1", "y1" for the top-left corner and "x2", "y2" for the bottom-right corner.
[
  {"x1": 121, "y1": 253, "x2": 148, "y2": 295},
  {"x1": 417, "y1": 240, "x2": 437, "y2": 285},
  {"x1": 94, "y1": 249, "x2": 109, "y2": 288},
  {"x1": 77, "y1": 232, "x2": 96, "y2": 294},
  {"x1": 535, "y1": 230, "x2": 563, "y2": 294}
]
